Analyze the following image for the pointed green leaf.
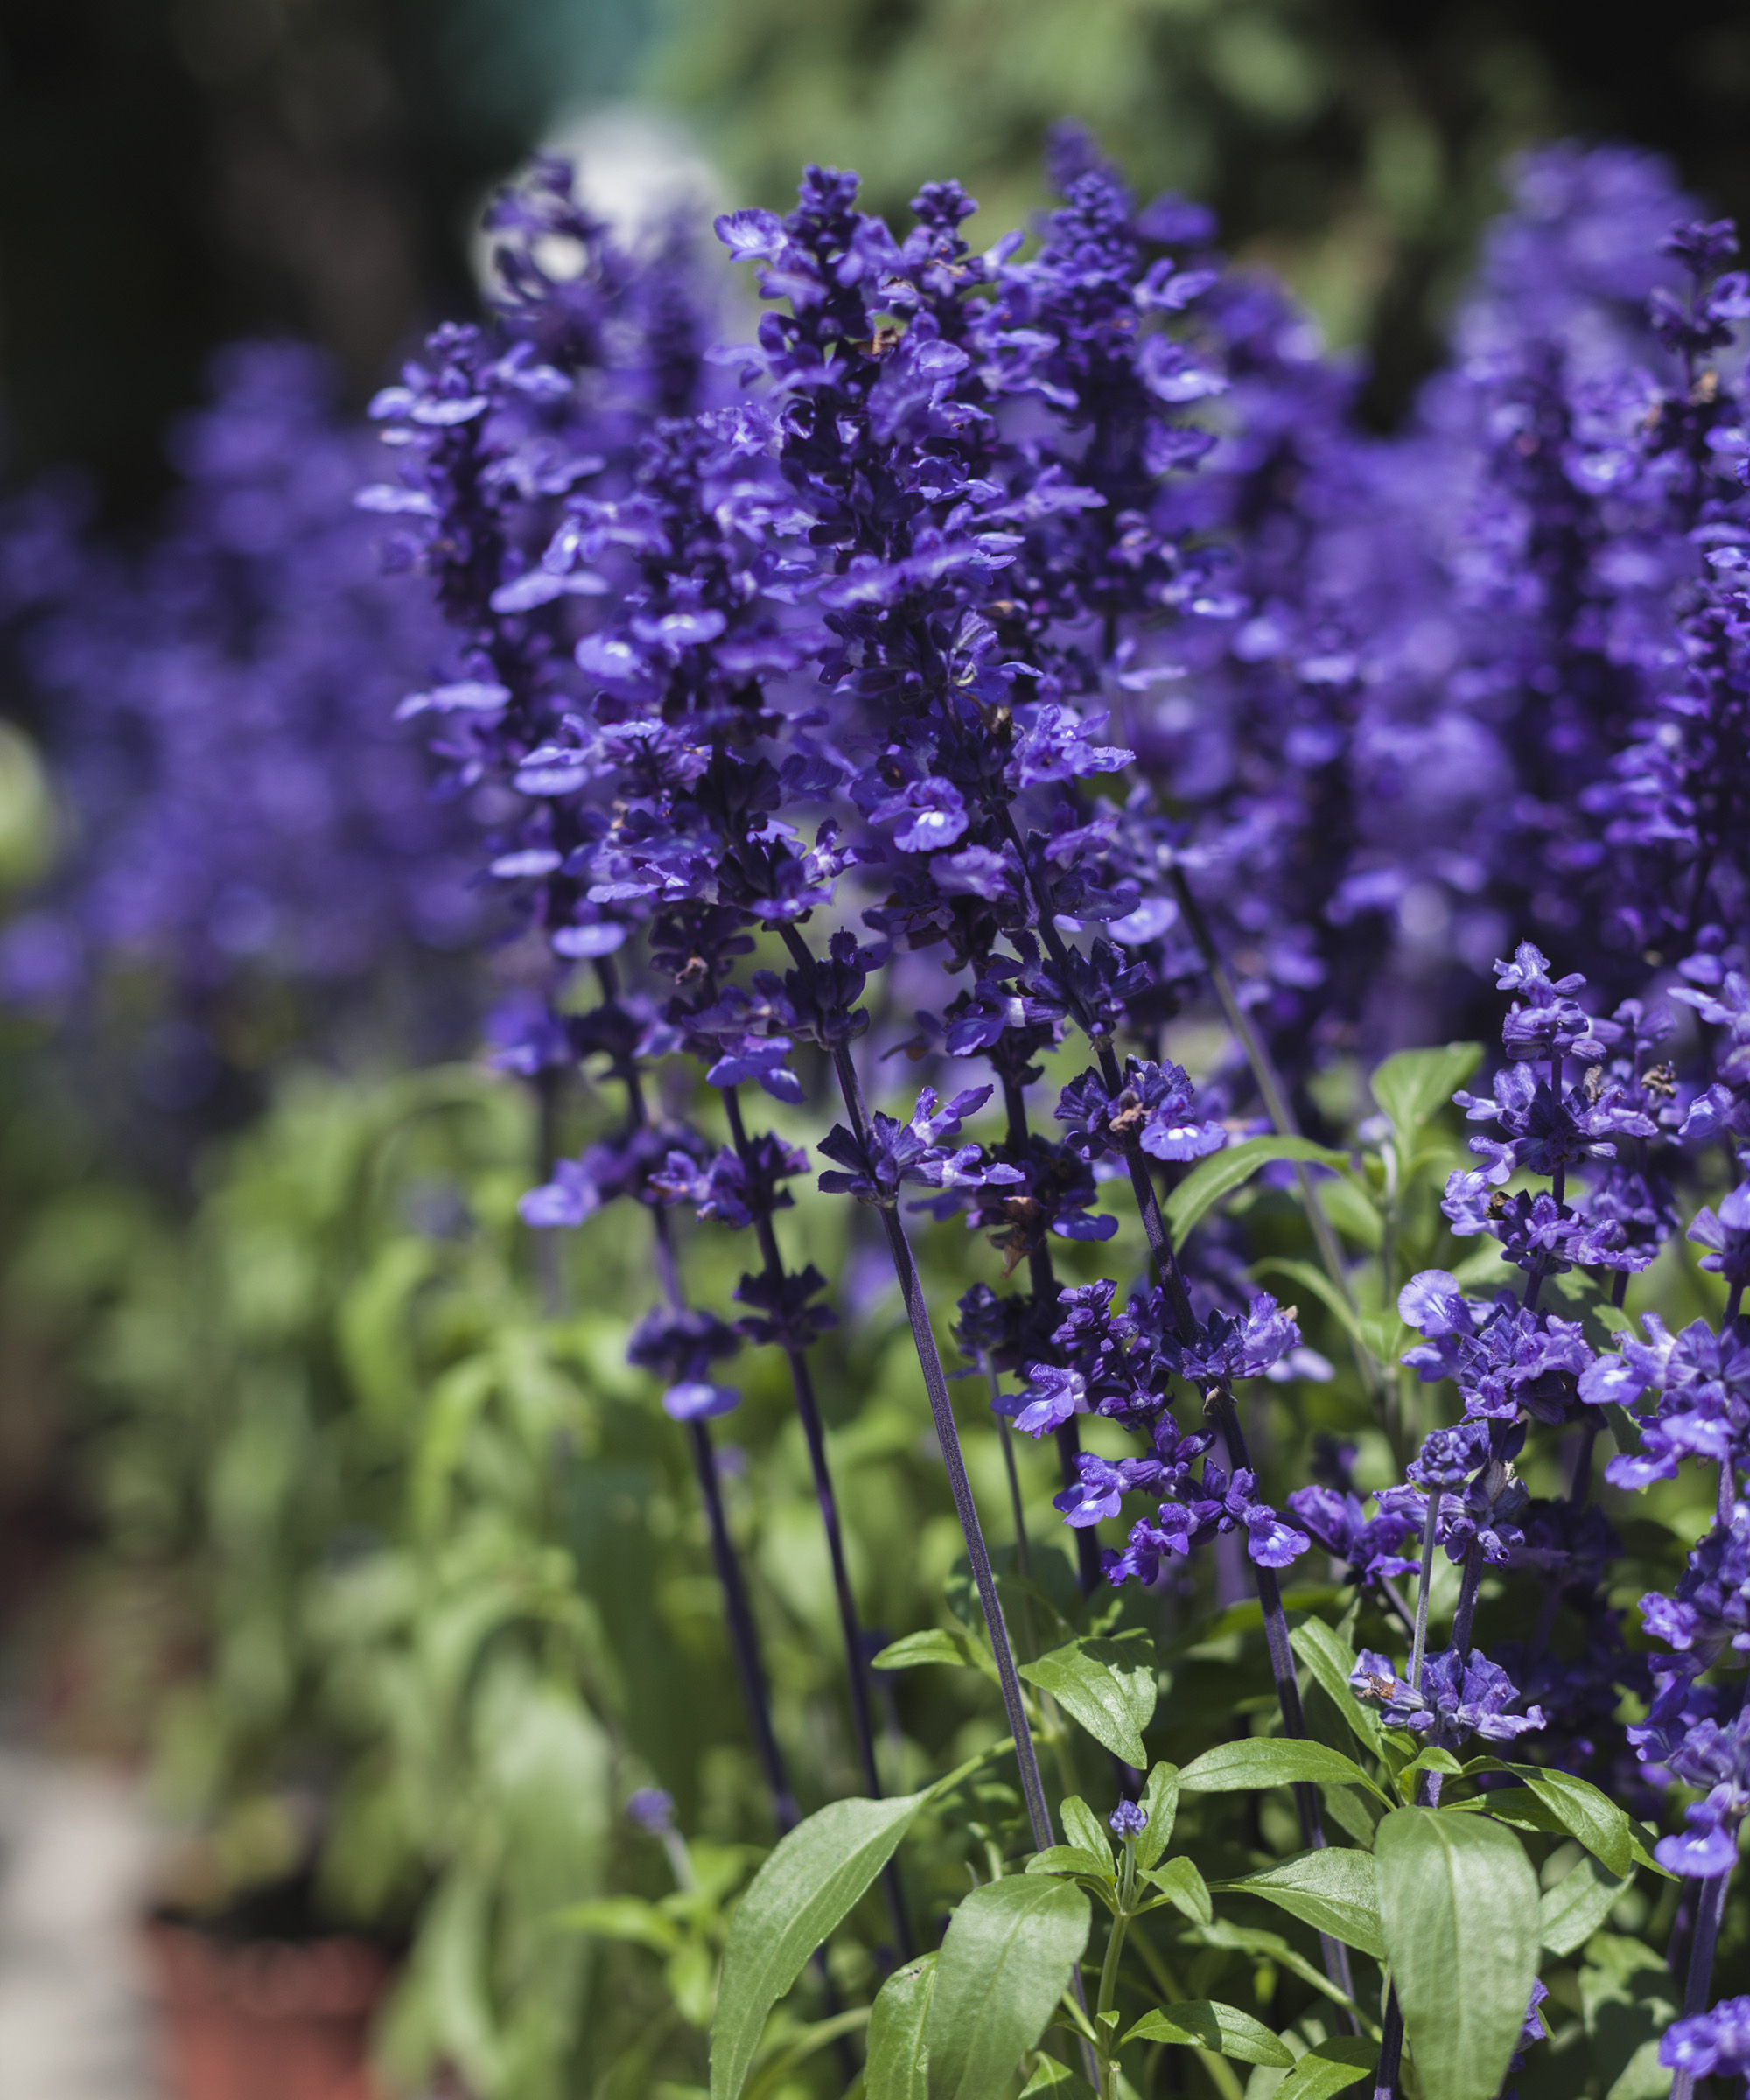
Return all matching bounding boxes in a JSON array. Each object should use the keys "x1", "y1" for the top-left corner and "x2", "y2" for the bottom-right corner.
[
  {"x1": 1059, "y1": 1795, "x2": 1114, "y2": 1866},
  {"x1": 1375, "y1": 1807, "x2": 1540, "y2": 2100},
  {"x1": 926, "y1": 1877, "x2": 1092, "y2": 2100},
  {"x1": 1019, "y1": 1634, "x2": 1156, "y2": 1768},
  {"x1": 1019, "y1": 2060, "x2": 1099, "y2": 2098},
  {"x1": 551, "y1": 1894, "x2": 680, "y2": 1954},
  {"x1": 873, "y1": 1628, "x2": 1001, "y2": 1686},
  {"x1": 1540, "y1": 1853, "x2": 1630, "y2": 1958},
  {"x1": 1166, "y1": 1136, "x2": 1353, "y2": 1244},
  {"x1": 1290, "y1": 1619, "x2": 1382, "y2": 1758},
  {"x1": 867, "y1": 1955, "x2": 937, "y2": 2100},
  {"x1": 1396, "y1": 1746, "x2": 1465, "y2": 1798},
  {"x1": 1444, "y1": 1788, "x2": 1669, "y2": 1879},
  {"x1": 1316, "y1": 1173, "x2": 1384, "y2": 1250},
  {"x1": 1124, "y1": 2002, "x2": 1293, "y2": 2068},
  {"x1": 1319, "y1": 1783, "x2": 1383, "y2": 1851},
  {"x1": 1369, "y1": 1045, "x2": 1484, "y2": 1137},
  {"x1": 1501, "y1": 1766, "x2": 1633, "y2": 1879},
  {"x1": 1180, "y1": 1739, "x2": 1386, "y2": 1800},
  {"x1": 710, "y1": 1790, "x2": 927, "y2": 2100},
  {"x1": 1142, "y1": 1855, "x2": 1213, "y2": 1925},
  {"x1": 1138, "y1": 1760, "x2": 1180, "y2": 1870},
  {"x1": 1275, "y1": 2036, "x2": 1380, "y2": 2100},
  {"x1": 1212, "y1": 1846, "x2": 1384, "y2": 1960},
  {"x1": 1026, "y1": 1846, "x2": 1116, "y2": 1885}
]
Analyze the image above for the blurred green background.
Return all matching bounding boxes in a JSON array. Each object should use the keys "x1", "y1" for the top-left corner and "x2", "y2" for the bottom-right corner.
[{"x1": 5, "y1": 0, "x2": 1750, "y2": 516}]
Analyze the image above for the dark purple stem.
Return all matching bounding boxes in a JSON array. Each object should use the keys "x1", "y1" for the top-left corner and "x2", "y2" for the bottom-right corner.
[
  {"x1": 1670, "y1": 1867, "x2": 1732, "y2": 2100},
  {"x1": 719, "y1": 1084, "x2": 914, "y2": 1956},
  {"x1": 595, "y1": 960, "x2": 801, "y2": 1839},
  {"x1": 688, "y1": 1415, "x2": 799, "y2": 1833},
  {"x1": 776, "y1": 923, "x2": 1055, "y2": 1854},
  {"x1": 1000, "y1": 1074, "x2": 1100, "y2": 1596}
]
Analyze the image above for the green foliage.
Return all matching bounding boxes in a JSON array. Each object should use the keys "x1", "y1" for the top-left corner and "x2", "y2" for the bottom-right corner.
[
  {"x1": 1165, "y1": 1137, "x2": 1353, "y2": 1246},
  {"x1": 1124, "y1": 2002, "x2": 1293, "y2": 2067},
  {"x1": 1368, "y1": 1045, "x2": 1484, "y2": 1143},
  {"x1": 710, "y1": 1791, "x2": 929, "y2": 2100},
  {"x1": 924, "y1": 1875, "x2": 1092, "y2": 2100},
  {"x1": 1180, "y1": 1739, "x2": 1387, "y2": 1802},
  {"x1": 1375, "y1": 1809, "x2": 1540, "y2": 2100},
  {"x1": 1017, "y1": 1634, "x2": 1156, "y2": 1767},
  {"x1": 11, "y1": 1025, "x2": 1733, "y2": 2100},
  {"x1": 1209, "y1": 1848, "x2": 1384, "y2": 1961},
  {"x1": 867, "y1": 1955, "x2": 938, "y2": 2100}
]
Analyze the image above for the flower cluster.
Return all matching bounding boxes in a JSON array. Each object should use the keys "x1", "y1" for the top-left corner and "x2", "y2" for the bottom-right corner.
[
  {"x1": 1, "y1": 344, "x2": 475, "y2": 1046},
  {"x1": 338, "y1": 134, "x2": 1750, "y2": 2052}
]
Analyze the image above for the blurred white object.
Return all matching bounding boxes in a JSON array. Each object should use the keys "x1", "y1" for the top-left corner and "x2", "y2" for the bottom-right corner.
[
  {"x1": 0, "y1": 1746, "x2": 160, "y2": 2099},
  {"x1": 471, "y1": 102, "x2": 724, "y2": 287}
]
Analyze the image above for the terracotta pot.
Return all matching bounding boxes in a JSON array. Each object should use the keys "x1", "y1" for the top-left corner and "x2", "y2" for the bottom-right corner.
[{"x1": 142, "y1": 1917, "x2": 395, "y2": 2100}]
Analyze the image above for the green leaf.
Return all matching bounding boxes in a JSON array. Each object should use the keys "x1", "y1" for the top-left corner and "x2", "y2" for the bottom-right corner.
[
  {"x1": 925, "y1": 1876, "x2": 1092, "y2": 2100},
  {"x1": 1019, "y1": 1634, "x2": 1157, "y2": 1768},
  {"x1": 1212, "y1": 1847, "x2": 1384, "y2": 1960},
  {"x1": 1142, "y1": 1856, "x2": 1213, "y2": 1925},
  {"x1": 1374, "y1": 1807, "x2": 1540, "y2": 2100},
  {"x1": 1274, "y1": 2036, "x2": 1380, "y2": 2100},
  {"x1": 1370, "y1": 1045, "x2": 1484, "y2": 1137},
  {"x1": 873, "y1": 1628, "x2": 1001, "y2": 1686},
  {"x1": 1316, "y1": 1173, "x2": 1384, "y2": 1251},
  {"x1": 1026, "y1": 1846, "x2": 1116, "y2": 1885},
  {"x1": 1501, "y1": 1766, "x2": 1633, "y2": 1880},
  {"x1": 1180, "y1": 1739, "x2": 1385, "y2": 1801},
  {"x1": 1443, "y1": 1794, "x2": 1669, "y2": 1878},
  {"x1": 1541, "y1": 1853, "x2": 1631, "y2": 1958},
  {"x1": 710, "y1": 1790, "x2": 927, "y2": 2100},
  {"x1": 1166, "y1": 1136, "x2": 1353, "y2": 1245},
  {"x1": 1289, "y1": 1620, "x2": 1382, "y2": 1758},
  {"x1": 1395, "y1": 1746, "x2": 1464, "y2": 1798},
  {"x1": 551, "y1": 1894, "x2": 680, "y2": 1954},
  {"x1": 1319, "y1": 1784, "x2": 1384, "y2": 1851},
  {"x1": 867, "y1": 1955, "x2": 937, "y2": 2100},
  {"x1": 1059, "y1": 1795, "x2": 1115, "y2": 1866},
  {"x1": 1138, "y1": 1761, "x2": 1180, "y2": 1870},
  {"x1": 1018, "y1": 2059, "x2": 1100, "y2": 2098},
  {"x1": 1124, "y1": 2002, "x2": 1293, "y2": 2068}
]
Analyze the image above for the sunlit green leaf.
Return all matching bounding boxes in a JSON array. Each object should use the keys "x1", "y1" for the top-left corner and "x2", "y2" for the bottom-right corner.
[
  {"x1": 867, "y1": 1955, "x2": 937, "y2": 2100},
  {"x1": 1212, "y1": 1845, "x2": 1384, "y2": 1959},
  {"x1": 1019, "y1": 1634, "x2": 1156, "y2": 1766},
  {"x1": 1375, "y1": 1808, "x2": 1539, "y2": 2100},
  {"x1": 1166, "y1": 1136, "x2": 1353, "y2": 1244},
  {"x1": 925, "y1": 1876, "x2": 1092, "y2": 2100},
  {"x1": 1275, "y1": 2036, "x2": 1380, "y2": 2100},
  {"x1": 1124, "y1": 2001, "x2": 1293, "y2": 2067},
  {"x1": 710, "y1": 1791, "x2": 928, "y2": 2100},
  {"x1": 1369, "y1": 1044, "x2": 1483, "y2": 1136},
  {"x1": 1180, "y1": 1738, "x2": 1386, "y2": 1800}
]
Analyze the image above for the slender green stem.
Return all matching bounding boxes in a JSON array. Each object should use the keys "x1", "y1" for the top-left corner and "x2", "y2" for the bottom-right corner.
[
  {"x1": 1126, "y1": 1935, "x2": 1245, "y2": 2100},
  {"x1": 1095, "y1": 1908, "x2": 1133, "y2": 2100}
]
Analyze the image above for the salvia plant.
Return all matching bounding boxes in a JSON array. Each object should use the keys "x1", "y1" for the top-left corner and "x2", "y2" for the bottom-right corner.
[
  {"x1": 9, "y1": 126, "x2": 1750, "y2": 2100},
  {"x1": 330, "y1": 130, "x2": 1750, "y2": 2098}
]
